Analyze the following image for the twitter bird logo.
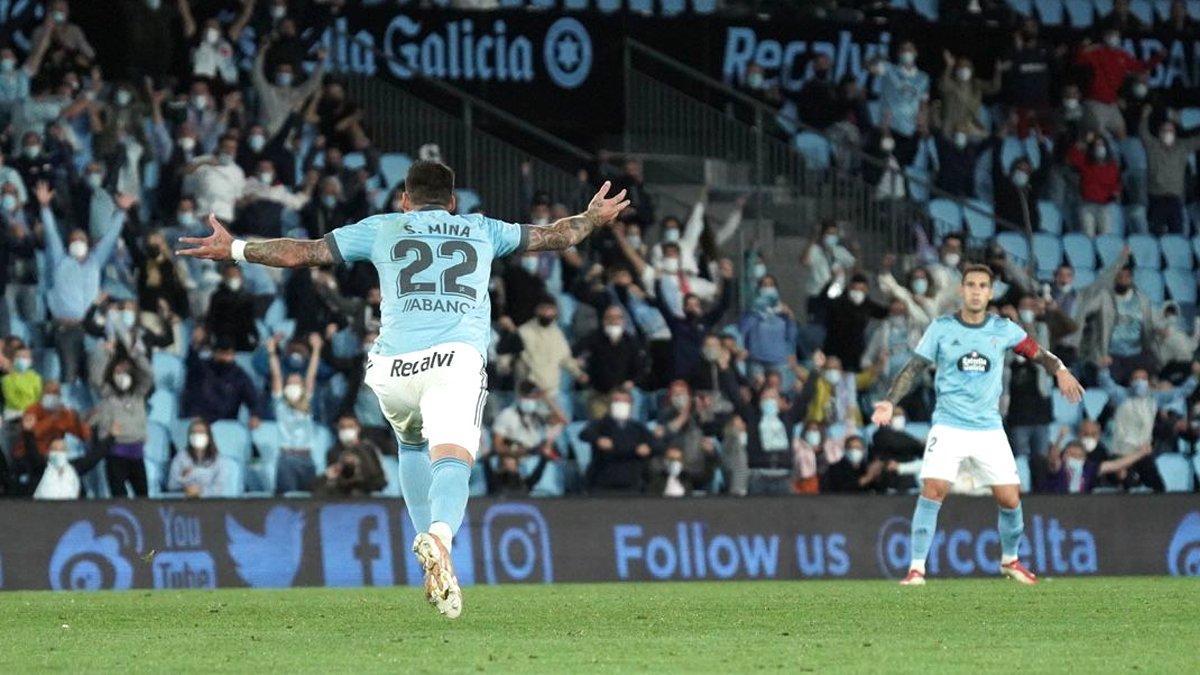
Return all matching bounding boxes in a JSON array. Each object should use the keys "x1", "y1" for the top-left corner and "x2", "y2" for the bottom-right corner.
[{"x1": 226, "y1": 507, "x2": 306, "y2": 588}]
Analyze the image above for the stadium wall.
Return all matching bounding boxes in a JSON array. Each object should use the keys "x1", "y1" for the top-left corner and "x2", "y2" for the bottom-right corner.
[{"x1": 1, "y1": 496, "x2": 1198, "y2": 591}]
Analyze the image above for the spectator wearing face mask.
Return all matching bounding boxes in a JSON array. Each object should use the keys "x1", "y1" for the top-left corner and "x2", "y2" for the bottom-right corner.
[
  {"x1": 801, "y1": 352, "x2": 880, "y2": 428},
  {"x1": 575, "y1": 305, "x2": 646, "y2": 414},
  {"x1": 238, "y1": 123, "x2": 297, "y2": 188},
  {"x1": 313, "y1": 415, "x2": 387, "y2": 497},
  {"x1": 727, "y1": 386, "x2": 804, "y2": 494},
  {"x1": 181, "y1": 81, "x2": 230, "y2": 155},
  {"x1": 654, "y1": 380, "x2": 714, "y2": 484},
  {"x1": 648, "y1": 443, "x2": 718, "y2": 497},
  {"x1": 38, "y1": 183, "x2": 135, "y2": 384},
  {"x1": 491, "y1": 381, "x2": 566, "y2": 459},
  {"x1": 867, "y1": 130, "x2": 908, "y2": 201},
  {"x1": 650, "y1": 260, "x2": 735, "y2": 380},
  {"x1": 1000, "y1": 296, "x2": 1055, "y2": 458},
  {"x1": 791, "y1": 421, "x2": 837, "y2": 494},
  {"x1": 877, "y1": 260, "x2": 937, "y2": 329},
  {"x1": 689, "y1": 333, "x2": 744, "y2": 407},
  {"x1": 581, "y1": 389, "x2": 653, "y2": 494},
  {"x1": 301, "y1": 175, "x2": 348, "y2": 240},
  {"x1": 517, "y1": 297, "x2": 587, "y2": 402},
  {"x1": 740, "y1": 275, "x2": 798, "y2": 384},
  {"x1": 1092, "y1": 262, "x2": 1157, "y2": 382},
  {"x1": 132, "y1": 230, "x2": 191, "y2": 321},
  {"x1": 207, "y1": 264, "x2": 259, "y2": 352},
  {"x1": 937, "y1": 51, "x2": 1001, "y2": 137},
  {"x1": 183, "y1": 135, "x2": 245, "y2": 221},
  {"x1": 238, "y1": 159, "x2": 311, "y2": 237},
  {"x1": 999, "y1": 20, "x2": 1053, "y2": 135},
  {"x1": 876, "y1": 41, "x2": 930, "y2": 166},
  {"x1": 1153, "y1": 303, "x2": 1200, "y2": 383},
  {"x1": 645, "y1": 186, "x2": 738, "y2": 278},
  {"x1": 0, "y1": 29, "x2": 51, "y2": 116},
  {"x1": 168, "y1": 418, "x2": 226, "y2": 498},
  {"x1": 10, "y1": 380, "x2": 91, "y2": 464},
  {"x1": 1139, "y1": 106, "x2": 1200, "y2": 235},
  {"x1": 1099, "y1": 362, "x2": 1196, "y2": 488},
  {"x1": 254, "y1": 35, "x2": 325, "y2": 138},
  {"x1": 1, "y1": 345, "x2": 41, "y2": 427},
  {"x1": 821, "y1": 434, "x2": 872, "y2": 493},
  {"x1": 268, "y1": 332, "x2": 323, "y2": 493},
  {"x1": 1065, "y1": 132, "x2": 1121, "y2": 236},
  {"x1": 822, "y1": 274, "x2": 888, "y2": 371},
  {"x1": 182, "y1": 328, "x2": 262, "y2": 424},
  {"x1": 931, "y1": 124, "x2": 982, "y2": 198},
  {"x1": 500, "y1": 252, "x2": 550, "y2": 327},
  {"x1": 863, "y1": 297, "x2": 926, "y2": 398},
  {"x1": 990, "y1": 130, "x2": 1051, "y2": 233},
  {"x1": 190, "y1": 18, "x2": 240, "y2": 88},
  {"x1": 1044, "y1": 435, "x2": 1153, "y2": 495},
  {"x1": 89, "y1": 346, "x2": 152, "y2": 498},
  {"x1": 803, "y1": 221, "x2": 857, "y2": 313},
  {"x1": 1075, "y1": 30, "x2": 1163, "y2": 139}
]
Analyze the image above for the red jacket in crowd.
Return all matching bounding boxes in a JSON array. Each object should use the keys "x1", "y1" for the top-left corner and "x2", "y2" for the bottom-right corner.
[
  {"x1": 1066, "y1": 145, "x2": 1121, "y2": 205},
  {"x1": 1074, "y1": 45, "x2": 1163, "y2": 104}
]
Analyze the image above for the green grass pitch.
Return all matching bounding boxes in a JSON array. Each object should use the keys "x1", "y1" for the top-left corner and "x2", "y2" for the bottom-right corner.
[{"x1": 2, "y1": 578, "x2": 1197, "y2": 673}]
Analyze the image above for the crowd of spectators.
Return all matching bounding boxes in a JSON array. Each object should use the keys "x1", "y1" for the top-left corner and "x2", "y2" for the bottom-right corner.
[{"x1": 1, "y1": 0, "x2": 1198, "y2": 501}]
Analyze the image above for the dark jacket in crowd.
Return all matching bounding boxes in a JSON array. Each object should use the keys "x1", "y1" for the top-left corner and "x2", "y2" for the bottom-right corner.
[
  {"x1": 581, "y1": 417, "x2": 654, "y2": 492},
  {"x1": 207, "y1": 285, "x2": 260, "y2": 352},
  {"x1": 655, "y1": 278, "x2": 732, "y2": 379},
  {"x1": 821, "y1": 292, "x2": 888, "y2": 370},
  {"x1": 182, "y1": 352, "x2": 262, "y2": 422},
  {"x1": 313, "y1": 440, "x2": 387, "y2": 497},
  {"x1": 576, "y1": 329, "x2": 646, "y2": 394}
]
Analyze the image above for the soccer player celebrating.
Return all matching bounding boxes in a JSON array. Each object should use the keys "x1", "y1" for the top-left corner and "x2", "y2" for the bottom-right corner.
[
  {"x1": 871, "y1": 264, "x2": 1084, "y2": 586},
  {"x1": 179, "y1": 161, "x2": 629, "y2": 617}
]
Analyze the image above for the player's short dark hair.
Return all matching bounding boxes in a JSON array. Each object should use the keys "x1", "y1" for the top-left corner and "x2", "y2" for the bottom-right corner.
[
  {"x1": 961, "y1": 263, "x2": 995, "y2": 284},
  {"x1": 405, "y1": 160, "x2": 455, "y2": 207}
]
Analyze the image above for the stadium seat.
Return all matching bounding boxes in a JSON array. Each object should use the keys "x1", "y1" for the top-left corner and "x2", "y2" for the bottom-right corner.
[
  {"x1": 379, "y1": 153, "x2": 412, "y2": 190},
  {"x1": 144, "y1": 458, "x2": 165, "y2": 498},
  {"x1": 219, "y1": 456, "x2": 245, "y2": 497},
  {"x1": 1133, "y1": 269, "x2": 1164, "y2": 303},
  {"x1": 1095, "y1": 234, "x2": 1125, "y2": 268},
  {"x1": 1156, "y1": 453, "x2": 1195, "y2": 492},
  {"x1": 963, "y1": 200, "x2": 996, "y2": 243},
  {"x1": 1062, "y1": 233, "x2": 1097, "y2": 270},
  {"x1": 1161, "y1": 234, "x2": 1193, "y2": 269},
  {"x1": 211, "y1": 420, "x2": 251, "y2": 466},
  {"x1": 565, "y1": 420, "x2": 592, "y2": 475},
  {"x1": 1082, "y1": 389, "x2": 1110, "y2": 420},
  {"x1": 905, "y1": 166, "x2": 931, "y2": 203},
  {"x1": 1093, "y1": 0, "x2": 1113, "y2": 14},
  {"x1": 250, "y1": 422, "x2": 282, "y2": 494},
  {"x1": 1032, "y1": 233, "x2": 1062, "y2": 279},
  {"x1": 1127, "y1": 233, "x2": 1161, "y2": 269},
  {"x1": 929, "y1": 199, "x2": 964, "y2": 241},
  {"x1": 1153, "y1": 0, "x2": 1172, "y2": 20},
  {"x1": 1035, "y1": 0, "x2": 1065, "y2": 25},
  {"x1": 1129, "y1": 0, "x2": 1154, "y2": 22},
  {"x1": 378, "y1": 455, "x2": 401, "y2": 497},
  {"x1": 1015, "y1": 455, "x2": 1032, "y2": 492},
  {"x1": 1064, "y1": 0, "x2": 1095, "y2": 25},
  {"x1": 1037, "y1": 201, "x2": 1062, "y2": 234},
  {"x1": 148, "y1": 390, "x2": 178, "y2": 428},
  {"x1": 866, "y1": 100, "x2": 883, "y2": 127},
  {"x1": 309, "y1": 425, "x2": 334, "y2": 473},
  {"x1": 1189, "y1": 0, "x2": 1200, "y2": 20},
  {"x1": 455, "y1": 189, "x2": 482, "y2": 214},
  {"x1": 342, "y1": 152, "x2": 367, "y2": 171},
  {"x1": 145, "y1": 421, "x2": 171, "y2": 466},
  {"x1": 910, "y1": 0, "x2": 938, "y2": 19},
  {"x1": 1164, "y1": 268, "x2": 1198, "y2": 304},
  {"x1": 524, "y1": 457, "x2": 566, "y2": 497},
  {"x1": 152, "y1": 352, "x2": 185, "y2": 394},
  {"x1": 999, "y1": 137, "x2": 1026, "y2": 173},
  {"x1": 1053, "y1": 389, "x2": 1083, "y2": 427},
  {"x1": 1007, "y1": 0, "x2": 1034, "y2": 15},
  {"x1": 996, "y1": 232, "x2": 1030, "y2": 267},
  {"x1": 794, "y1": 132, "x2": 832, "y2": 171}
]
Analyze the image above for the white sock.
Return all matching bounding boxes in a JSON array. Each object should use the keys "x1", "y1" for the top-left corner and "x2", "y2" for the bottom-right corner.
[
  {"x1": 1001, "y1": 554, "x2": 1018, "y2": 565},
  {"x1": 429, "y1": 521, "x2": 453, "y2": 552},
  {"x1": 910, "y1": 560, "x2": 926, "y2": 574}
]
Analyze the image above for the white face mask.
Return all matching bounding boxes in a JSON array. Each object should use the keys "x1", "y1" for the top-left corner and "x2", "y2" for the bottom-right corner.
[
  {"x1": 1019, "y1": 309, "x2": 1036, "y2": 324},
  {"x1": 1081, "y1": 437, "x2": 1099, "y2": 453},
  {"x1": 520, "y1": 256, "x2": 539, "y2": 274},
  {"x1": 1161, "y1": 131, "x2": 1176, "y2": 146},
  {"x1": 192, "y1": 95, "x2": 207, "y2": 110},
  {"x1": 660, "y1": 258, "x2": 680, "y2": 274},
  {"x1": 604, "y1": 325, "x2": 623, "y2": 342},
  {"x1": 86, "y1": 172, "x2": 103, "y2": 189},
  {"x1": 880, "y1": 137, "x2": 896, "y2": 152},
  {"x1": 205, "y1": 28, "x2": 220, "y2": 45},
  {"x1": 610, "y1": 401, "x2": 632, "y2": 421},
  {"x1": 956, "y1": 67, "x2": 972, "y2": 82},
  {"x1": 189, "y1": 433, "x2": 209, "y2": 450},
  {"x1": 120, "y1": 309, "x2": 137, "y2": 327},
  {"x1": 113, "y1": 372, "x2": 133, "y2": 392},
  {"x1": 2, "y1": 194, "x2": 17, "y2": 212},
  {"x1": 1011, "y1": 170, "x2": 1030, "y2": 188},
  {"x1": 1105, "y1": 34, "x2": 1121, "y2": 48},
  {"x1": 271, "y1": 4, "x2": 286, "y2": 19},
  {"x1": 846, "y1": 448, "x2": 865, "y2": 465},
  {"x1": 1065, "y1": 456, "x2": 1086, "y2": 475},
  {"x1": 891, "y1": 416, "x2": 907, "y2": 431},
  {"x1": 804, "y1": 430, "x2": 822, "y2": 446},
  {"x1": 662, "y1": 228, "x2": 680, "y2": 243},
  {"x1": 258, "y1": 171, "x2": 274, "y2": 185},
  {"x1": 1063, "y1": 98, "x2": 1080, "y2": 111},
  {"x1": 626, "y1": 235, "x2": 643, "y2": 249},
  {"x1": 899, "y1": 51, "x2": 916, "y2": 66},
  {"x1": 338, "y1": 428, "x2": 359, "y2": 445},
  {"x1": 848, "y1": 289, "x2": 866, "y2": 305},
  {"x1": 1131, "y1": 82, "x2": 1148, "y2": 99},
  {"x1": 0, "y1": 57, "x2": 14, "y2": 72},
  {"x1": 667, "y1": 459, "x2": 683, "y2": 476},
  {"x1": 912, "y1": 277, "x2": 929, "y2": 295},
  {"x1": 276, "y1": 72, "x2": 294, "y2": 87},
  {"x1": 218, "y1": 153, "x2": 235, "y2": 166},
  {"x1": 284, "y1": 383, "x2": 305, "y2": 404},
  {"x1": 179, "y1": 136, "x2": 196, "y2": 152},
  {"x1": 752, "y1": 262, "x2": 767, "y2": 279},
  {"x1": 69, "y1": 240, "x2": 89, "y2": 260},
  {"x1": 248, "y1": 134, "x2": 266, "y2": 152},
  {"x1": 953, "y1": 131, "x2": 968, "y2": 149},
  {"x1": 823, "y1": 369, "x2": 841, "y2": 385},
  {"x1": 518, "y1": 398, "x2": 540, "y2": 414},
  {"x1": 115, "y1": 89, "x2": 132, "y2": 107},
  {"x1": 943, "y1": 252, "x2": 960, "y2": 268},
  {"x1": 226, "y1": 277, "x2": 243, "y2": 292}
]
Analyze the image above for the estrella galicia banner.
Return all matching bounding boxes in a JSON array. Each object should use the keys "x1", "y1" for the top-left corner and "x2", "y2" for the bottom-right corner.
[{"x1": 0, "y1": 495, "x2": 1197, "y2": 592}]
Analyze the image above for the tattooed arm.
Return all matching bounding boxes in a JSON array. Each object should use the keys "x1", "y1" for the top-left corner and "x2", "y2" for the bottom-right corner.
[
  {"x1": 870, "y1": 355, "x2": 931, "y2": 426},
  {"x1": 524, "y1": 180, "x2": 630, "y2": 252},
  {"x1": 177, "y1": 214, "x2": 335, "y2": 267},
  {"x1": 1014, "y1": 336, "x2": 1084, "y2": 403}
]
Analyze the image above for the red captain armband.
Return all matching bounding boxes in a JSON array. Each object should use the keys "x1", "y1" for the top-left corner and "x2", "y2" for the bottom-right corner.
[{"x1": 1013, "y1": 336, "x2": 1039, "y2": 359}]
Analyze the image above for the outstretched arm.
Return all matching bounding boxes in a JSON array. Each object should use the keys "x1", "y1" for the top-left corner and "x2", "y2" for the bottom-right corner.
[
  {"x1": 176, "y1": 214, "x2": 334, "y2": 267},
  {"x1": 870, "y1": 355, "x2": 932, "y2": 426},
  {"x1": 525, "y1": 180, "x2": 629, "y2": 252},
  {"x1": 1013, "y1": 336, "x2": 1084, "y2": 403}
]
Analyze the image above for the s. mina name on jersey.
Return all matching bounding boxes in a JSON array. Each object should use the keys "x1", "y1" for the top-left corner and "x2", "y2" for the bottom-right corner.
[{"x1": 405, "y1": 222, "x2": 471, "y2": 236}]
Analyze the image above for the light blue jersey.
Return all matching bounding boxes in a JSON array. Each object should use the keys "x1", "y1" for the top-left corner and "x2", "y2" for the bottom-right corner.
[
  {"x1": 914, "y1": 314, "x2": 1028, "y2": 431},
  {"x1": 325, "y1": 208, "x2": 527, "y2": 358}
]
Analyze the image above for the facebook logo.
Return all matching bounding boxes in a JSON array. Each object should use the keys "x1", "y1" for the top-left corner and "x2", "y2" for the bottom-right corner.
[{"x1": 319, "y1": 505, "x2": 395, "y2": 587}]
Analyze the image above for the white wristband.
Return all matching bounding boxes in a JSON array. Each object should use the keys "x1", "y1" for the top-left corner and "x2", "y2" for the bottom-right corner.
[{"x1": 231, "y1": 240, "x2": 247, "y2": 263}]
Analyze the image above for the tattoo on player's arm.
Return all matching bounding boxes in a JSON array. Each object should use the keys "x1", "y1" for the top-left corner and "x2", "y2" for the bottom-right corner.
[
  {"x1": 525, "y1": 212, "x2": 604, "y2": 252},
  {"x1": 886, "y1": 355, "x2": 932, "y2": 404},
  {"x1": 1032, "y1": 346, "x2": 1066, "y2": 378},
  {"x1": 244, "y1": 238, "x2": 335, "y2": 268}
]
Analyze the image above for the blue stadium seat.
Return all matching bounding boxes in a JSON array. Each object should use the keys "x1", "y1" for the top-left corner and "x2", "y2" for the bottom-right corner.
[
  {"x1": 1064, "y1": 0, "x2": 1095, "y2": 25},
  {"x1": 144, "y1": 458, "x2": 165, "y2": 498},
  {"x1": 145, "y1": 421, "x2": 171, "y2": 466},
  {"x1": 309, "y1": 425, "x2": 334, "y2": 472},
  {"x1": 1053, "y1": 389, "x2": 1083, "y2": 427},
  {"x1": 219, "y1": 456, "x2": 245, "y2": 498},
  {"x1": 1179, "y1": 108, "x2": 1200, "y2": 132},
  {"x1": 905, "y1": 167, "x2": 931, "y2": 203},
  {"x1": 996, "y1": 232, "x2": 1030, "y2": 267},
  {"x1": 456, "y1": 189, "x2": 482, "y2": 214},
  {"x1": 928, "y1": 199, "x2": 963, "y2": 240},
  {"x1": 152, "y1": 352, "x2": 185, "y2": 394},
  {"x1": 379, "y1": 454, "x2": 401, "y2": 497},
  {"x1": 910, "y1": 0, "x2": 938, "y2": 19},
  {"x1": 1000, "y1": 137, "x2": 1026, "y2": 173},
  {"x1": 524, "y1": 457, "x2": 565, "y2": 497},
  {"x1": 342, "y1": 152, "x2": 367, "y2": 171},
  {"x1": 1082, "y1": 389, "x2": 1110, "y2": 420},
  {"x1": 1189, "y1": 0, "x2": 1200, "y2": 21},
  {"x1": 1134, "y1": 269, "x2": 1165, "y2": 303},
  {"x1": 1164, "y1": 268, "x2": 1198, "y2": 304},
  {"x1": 211, "y1": 420, "x2": 251, "y2": 466},
  {"x1": 1015, "y1": 455, "x2": 1032, "y2": 492},
  {"x1": 1032, "y1": 233, "x2": 1062, "y2": 279},
  {"x1": 794, "y1": 132, "x2": 832, "y2": 171},
  {"x1": 963, "y1": 200, "x2": 996, "y2": 243},
  {"x1": 1153, "y1": 0, "x2": 1173, "y2": 20},
  {"x1": 1161, "y1": 234, "x2": 1193, "y2": 269},
  {"x1": 1008, "y1": 0, "x2": 1034, "y2": 15},
  {"x1": 1129, "y1": 0, "x2": 1154, "y2": 22},
  {"x1": 379, "y1": 153, "x2": 412, "y2": 191},
  {"x1": 1127, "y1": 233, "x2": 1161, "y2": 269},
  {"x1": 1062, "y1": 233, "x2": 1097, "y2": 270},
  {"x1": 250, "y1": 422, "x2": 282, "y2": 494},
  {"x1": 1035, "y1": 0, "x2": 1065, "y2": 26},
  {"x1": 469, "y1": 462, "x2": 488, "y2": 497},
  {"x1": 1037, "y1": 200, "x2": 1062, "y2": 234},
  {"x1": 1095, "y1": 234, "x2": 1125, "y2": 268},
  {"x1": 866, "y1": 100, "x2": 883, "y2": 127},
  {"x1": 1093, "y1": 0, "x2": 1113, "y2": 15},
  {"x1": 565, "y1": 420, "x2": 591, "y2": 475},
  {"x1": 148, "y1": 390, "x2": 178, "y2": 428},
  {"x1": 1156, "y1": 453, "x2": 1195, "y2": 492}
]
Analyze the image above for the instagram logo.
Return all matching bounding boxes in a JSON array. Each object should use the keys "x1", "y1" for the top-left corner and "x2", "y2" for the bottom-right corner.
[{"x1": 481, "y1": 504, "x2": 553, "y2": 584}]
